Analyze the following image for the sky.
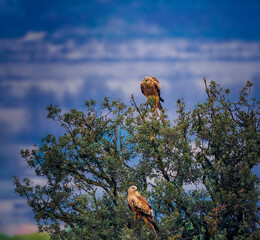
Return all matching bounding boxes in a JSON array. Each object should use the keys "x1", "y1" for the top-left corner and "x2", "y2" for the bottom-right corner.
[{"x1": 0, "y1": 0, "x2": 260, "y2": 236}]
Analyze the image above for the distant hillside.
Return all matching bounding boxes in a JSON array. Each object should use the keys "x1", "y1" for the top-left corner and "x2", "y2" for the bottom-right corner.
[{"x1": 0, "y1": 233, "x2": 49, "y2": 240}]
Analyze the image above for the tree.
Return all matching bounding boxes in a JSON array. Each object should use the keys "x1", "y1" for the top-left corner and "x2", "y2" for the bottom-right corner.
[{"x1": 14, "y1": 79, "x2": 259, "y2": 240}]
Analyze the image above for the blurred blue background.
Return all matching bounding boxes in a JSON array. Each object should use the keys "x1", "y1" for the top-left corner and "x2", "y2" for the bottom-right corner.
[{"x1": 0, "y1": 0, "x2": 259, "y2": 235}]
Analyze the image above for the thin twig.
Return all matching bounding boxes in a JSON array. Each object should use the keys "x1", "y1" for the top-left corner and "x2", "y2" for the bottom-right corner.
[
  {"x1": 155, "y1": 108, "x2": 164, "y2": 124},
  {"x1": 203, "y1": 76, "x2": 210, "y2": 99},
  {"x1": 203, "y1": 77, "x2": 215, "y2": 118},
  {"x1": 130, "y1": 94, "x2": 144, "y2": 120}
]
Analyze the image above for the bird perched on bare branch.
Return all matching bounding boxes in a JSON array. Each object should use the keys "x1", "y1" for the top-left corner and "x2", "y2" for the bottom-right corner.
[
  {"x1": 141, "y1": 76, "x2": 164, "y2": 110},
  {"x1": 127, "y1": 185, "x2": 159, "y2": 235}
]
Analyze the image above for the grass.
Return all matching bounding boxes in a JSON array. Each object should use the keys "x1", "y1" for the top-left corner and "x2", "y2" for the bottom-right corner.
[{"x1": 0, "y1": 233, "x2": 50, "y2": 240}]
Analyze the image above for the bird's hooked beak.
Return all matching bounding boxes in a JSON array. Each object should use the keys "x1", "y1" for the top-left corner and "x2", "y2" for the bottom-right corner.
[{"x1": 142, "y1": 77, "x2": 149, "y2": 83}]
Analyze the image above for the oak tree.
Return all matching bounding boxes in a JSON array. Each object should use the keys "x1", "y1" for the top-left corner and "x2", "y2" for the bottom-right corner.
[{"x1": 15, "y1": 79, "x2": 259, "y2": 240}]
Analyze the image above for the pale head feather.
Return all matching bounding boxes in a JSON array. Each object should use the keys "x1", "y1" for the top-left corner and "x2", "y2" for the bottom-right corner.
[{"x1": 128, "y1": 185, "x2": 137, "y2": 193}]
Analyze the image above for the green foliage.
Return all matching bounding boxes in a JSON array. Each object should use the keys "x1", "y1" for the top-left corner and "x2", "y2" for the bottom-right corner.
[
  {"x1": 0, "y1": 233, "x2": 50, "y2": 240},
  {"x1": 0, "y1": 234, "x2": 10, "y2": 240},
  {"x1": 14, "y1": 80, "x2": 259, "y2": 240}
]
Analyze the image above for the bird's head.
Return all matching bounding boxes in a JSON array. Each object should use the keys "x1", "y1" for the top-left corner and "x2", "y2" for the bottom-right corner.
[
  {"x1": 128, "y1": 185, "x2": 137, "y2": 193},
  {"x1": 142, "y1": 76, "x2": 151, "y2": 84}
]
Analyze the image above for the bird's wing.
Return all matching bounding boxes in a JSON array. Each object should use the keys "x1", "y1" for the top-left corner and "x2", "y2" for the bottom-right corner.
[
  {"x1": 153, "y1": 79, "x2": 164, "y2": 102},
  {"x1": 140, "y1": 82, "x2": 146, "y2": 96},
  {"x1": 131, "y1": 194, "x2": 153, "y2": 218},
  {"x1": 127, "y1": 196, "x2": 134, "y2": 211},
  {"x1": 153, "y1": 80, "x2": 161, "y2": 97}
]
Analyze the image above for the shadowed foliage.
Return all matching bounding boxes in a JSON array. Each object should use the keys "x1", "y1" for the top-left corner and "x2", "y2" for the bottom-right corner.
[{"x1": 14, "y1": 80, "x2": 259, "y2": 240}]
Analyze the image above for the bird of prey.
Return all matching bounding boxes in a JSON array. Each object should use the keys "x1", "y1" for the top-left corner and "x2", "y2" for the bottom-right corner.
[
  {"x1": 127, "y1": 185, "x2": 159, "y2": 235},
  {"x1": 140, "y1": 76, "x2": 164, "y2": 110}
]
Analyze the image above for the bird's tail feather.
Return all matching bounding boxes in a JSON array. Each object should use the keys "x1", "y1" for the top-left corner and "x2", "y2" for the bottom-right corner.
[
  {"x1": 159, "y1": 96, "x2": 164, "y2": 103},
  {"x1": 144, "y1": 216, "x2": 160, "y2": 235}
]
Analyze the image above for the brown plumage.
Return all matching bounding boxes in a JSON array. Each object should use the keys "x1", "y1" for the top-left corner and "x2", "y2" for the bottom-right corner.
[
  {"x1": 127, "y1": 185, "x2": 159, "y2": 235},
  {"x1": 141, "y1": 76, "x2": 164, "y2": 110}
]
